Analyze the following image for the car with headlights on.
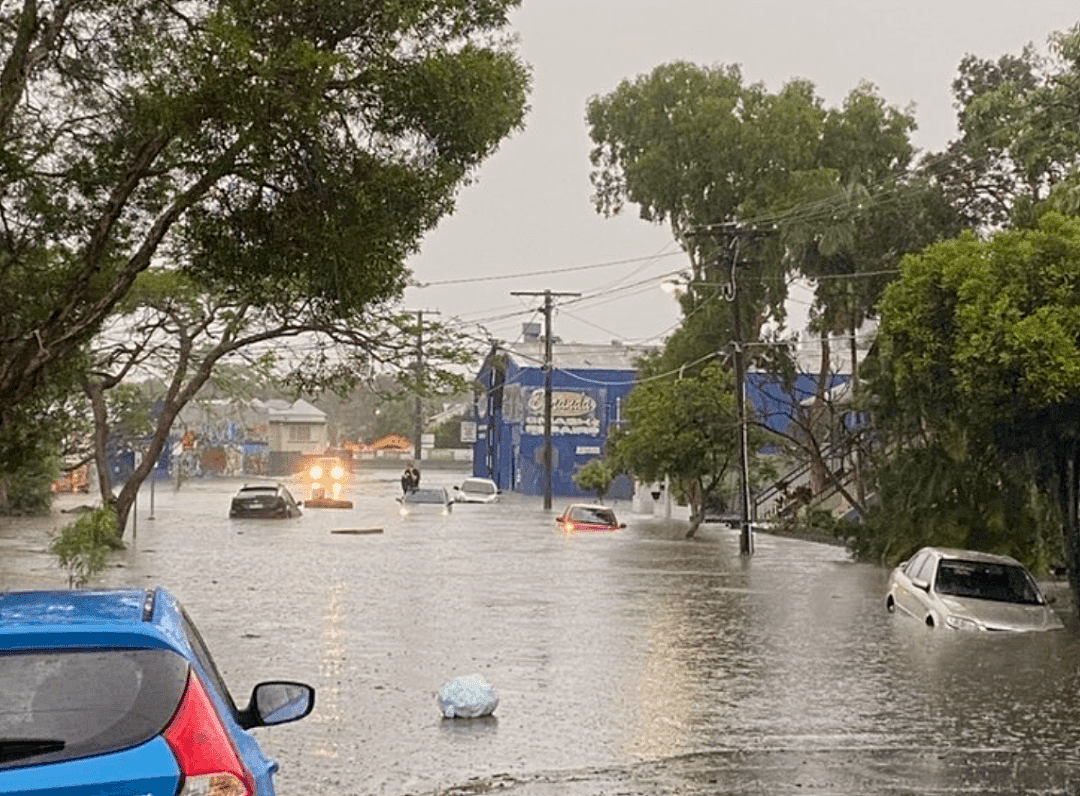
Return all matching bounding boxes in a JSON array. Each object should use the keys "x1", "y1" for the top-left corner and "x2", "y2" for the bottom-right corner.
[
  {"x1": 0, "y1": 586, "x2": 314, "y2": 795},
  {"x1": 398, "y1": 486, "x2": 453, "y2": 517},
  {"x1": 555, "y1": 504, "x2": 625, "y2": 534},
  {"x1": 452, "y1": 477, "x2": 501, "y2": 504},
  {"x1": 229, "y1": 482, "x2": 302, "y2": 519},
  {"x1": 885, "y1": 546, "x2": 1063, "y2": 632},
  {"x1": 300, "y1": 456, "x2": 353, "y2": 508}
]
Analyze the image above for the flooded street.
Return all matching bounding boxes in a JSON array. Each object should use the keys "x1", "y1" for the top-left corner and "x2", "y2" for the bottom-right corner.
[{"x1": 5, "y1": 466, "x2": 1080, "y2": 794}]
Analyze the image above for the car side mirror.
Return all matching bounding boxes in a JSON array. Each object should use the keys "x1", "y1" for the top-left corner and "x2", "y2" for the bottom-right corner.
[
  {"x1": 910, "y1": 577, "x2": 930, "y2": 592},
  {"x1": 238, "y1": 681, "x2": 315, "y2": 729}
]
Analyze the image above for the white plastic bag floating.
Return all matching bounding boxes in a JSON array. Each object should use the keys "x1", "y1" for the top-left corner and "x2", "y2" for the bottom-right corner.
[{"x1": 437, "y1": 674, "x2": 499, "y2": 718}]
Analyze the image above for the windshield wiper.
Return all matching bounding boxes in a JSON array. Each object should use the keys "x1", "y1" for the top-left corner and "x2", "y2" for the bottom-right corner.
[{"x1": 0, "y1": 738, "x2": 66, "y2": 764}]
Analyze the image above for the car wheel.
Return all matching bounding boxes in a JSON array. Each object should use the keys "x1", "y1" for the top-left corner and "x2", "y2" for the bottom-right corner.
[
  {"x1": 885, "y1": 596, "x2": 895, "y2": 613},
  {"x1": 925, "y1": 614, "x2": 935, "y2": 628}
]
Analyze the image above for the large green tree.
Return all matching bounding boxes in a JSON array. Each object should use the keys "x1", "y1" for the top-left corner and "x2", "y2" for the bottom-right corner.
[
  {"x1": 873, "y1": 213, "x2": 1080, "y2": 611},
  {"x1": 925, "y1": 25, "x2": 1080, "y2": 229},
  {"x1": 610, "y1": 362, "x2": 767, "y2": 537},
  {"x1": 588, "y1": 64, "x2": 951, "y2": 525},
  {"x1": 587, "y1": 62, "x2": 821, "y2": 366},
  {"x1": 587, "y1": 65, "x2": 934, "y2": 374},
  {"x1": 0, "y1": 0, "x2": 529, "y2": 423}
]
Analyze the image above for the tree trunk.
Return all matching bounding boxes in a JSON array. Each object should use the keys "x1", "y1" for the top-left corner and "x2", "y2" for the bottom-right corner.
[
  {"x1": 684, "y1": 478, "x2": 704, "y2": 538},
  {"x1": 110, "y1": 398, "x2": 187, "y2": 539},
  {"x1": 84, "y1": 380, "x2": 118, "y2": 517}
]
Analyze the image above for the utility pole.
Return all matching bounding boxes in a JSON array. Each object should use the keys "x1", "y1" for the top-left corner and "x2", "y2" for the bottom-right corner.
[
  {"x1": 511, "y1": 289, "x2": 580, "y2": 509},
  {"x1": 411, "y1": 310, "x2": 438, "y2": 463},
  {"x1": 695, "y1": 223, "x2": 773, "y2": 556}
]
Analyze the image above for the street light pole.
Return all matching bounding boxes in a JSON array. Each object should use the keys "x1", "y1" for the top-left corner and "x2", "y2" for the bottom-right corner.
[
  {"x1": 410, "y1": 309, "x2": 438, "y2": 463},
  {"x1": 414, "y1": 309, "x2": 423, "y2": 463}
]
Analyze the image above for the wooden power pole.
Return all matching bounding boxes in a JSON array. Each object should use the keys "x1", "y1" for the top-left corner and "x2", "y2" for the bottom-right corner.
[{"x1": 511, "y1": 289, "x2": 579, "y2": 509}]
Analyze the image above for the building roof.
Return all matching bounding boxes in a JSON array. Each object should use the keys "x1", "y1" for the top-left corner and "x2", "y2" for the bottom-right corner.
[
  {"x1": 260, "y1": 398, "x2": 326, "y2": 424},
  {"x1": 499, "y1": 340, "x2": 654, "y2": 373}
]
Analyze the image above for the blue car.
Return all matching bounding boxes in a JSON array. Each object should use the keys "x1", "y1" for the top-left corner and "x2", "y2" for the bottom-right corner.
[{"x1": 0, "y1": 587, "x2": 314, "y2": 795}]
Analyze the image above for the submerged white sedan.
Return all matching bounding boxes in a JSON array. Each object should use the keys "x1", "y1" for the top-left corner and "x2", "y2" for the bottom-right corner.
[
  {"x1": 452, "y1": 477, "x2": 501, "y2": 504},
  {"x1": 886, "y1": 546, "x2": 1064, "y2": 632}
]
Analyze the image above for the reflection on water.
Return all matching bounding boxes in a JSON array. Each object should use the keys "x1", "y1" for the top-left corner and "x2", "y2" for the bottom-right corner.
[{"x1": 71, "y1": 470, "x2": 1080, "y2": 794}]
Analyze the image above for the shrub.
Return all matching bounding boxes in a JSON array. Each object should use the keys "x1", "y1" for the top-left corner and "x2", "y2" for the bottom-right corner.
[
  {"x1": 49, "y1": 507, "x2": 125, "y2": 587},
  {"x1": 573, "y1": 459, "x2": 616, "y2": 503}
]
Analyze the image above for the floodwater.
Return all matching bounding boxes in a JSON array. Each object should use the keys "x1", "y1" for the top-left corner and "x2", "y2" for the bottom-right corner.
[{"x1": 5, "y1": 466, "x2": 1080, "y2": 795}]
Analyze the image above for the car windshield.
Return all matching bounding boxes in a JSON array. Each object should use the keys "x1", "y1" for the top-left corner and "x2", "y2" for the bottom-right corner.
[
  {"x1": 0, "y1": 648, "x2": 189, "y2": 769},
  {"x1": 570, "y1": 507, "x2": 616, "y2": 525},
  {"x1": 462, "y1": 480, "x2": 495, "y2": 494},
  {"x1": 933, "y1": 559, "x2": 1044, "y2": 605}
]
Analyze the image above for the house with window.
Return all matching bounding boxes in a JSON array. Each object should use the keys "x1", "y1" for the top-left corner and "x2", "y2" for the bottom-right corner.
[
  {"x1": 255, "y1": 398, "x2": 329, "y2": 475},
  {"x1": 471, "y1": 333, "x2": 652, "y2": 499}
]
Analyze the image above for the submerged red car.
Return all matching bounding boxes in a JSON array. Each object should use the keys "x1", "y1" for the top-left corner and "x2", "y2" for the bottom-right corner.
[{"x1": 555, "y1": 504, "x2": 625, "y2": 534}]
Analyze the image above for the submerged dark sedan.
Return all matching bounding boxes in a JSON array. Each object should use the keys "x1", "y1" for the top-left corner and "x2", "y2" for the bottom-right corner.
[{"x1": 229, "y1": 483, "x2": 302, "y2": 519}]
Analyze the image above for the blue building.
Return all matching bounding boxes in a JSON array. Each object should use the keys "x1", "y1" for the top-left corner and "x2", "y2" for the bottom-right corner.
[{"x1": 471, "y1": 336, "x2": 654, "y2": 499}]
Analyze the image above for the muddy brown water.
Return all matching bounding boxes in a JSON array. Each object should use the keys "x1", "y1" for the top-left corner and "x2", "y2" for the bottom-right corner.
[{"x1": 4, "y1": 467, "x2": 1080, "y2": 795}]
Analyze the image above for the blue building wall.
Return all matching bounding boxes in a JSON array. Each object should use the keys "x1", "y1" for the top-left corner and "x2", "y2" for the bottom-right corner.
[
  {"x1": 472, "y1": 354, "x2": 637, "y2": 500},
  {"x1": 473, "y1": 352, "x2": 852, "y2": 500},
  {"x1": 745, "y1": 371, "x2": 849, "y2": 440}
]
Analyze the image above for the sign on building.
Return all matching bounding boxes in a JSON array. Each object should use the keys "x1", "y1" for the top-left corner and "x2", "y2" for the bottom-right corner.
[
  {"x1": 460, "y1": 421, "x2": 477, "y2": 443},
  {"x1": 523, "y1": 389, "x2": 601, "y2": 436}
]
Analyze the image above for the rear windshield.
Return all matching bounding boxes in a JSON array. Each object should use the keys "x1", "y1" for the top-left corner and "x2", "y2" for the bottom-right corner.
[
  {"x1": 238, "y1": 487, "x2": 277, "y2": 496},
  {"x1": 0, "y1": 648, "x2": 189, "y2": 769},
  {"x1": 407, "y1": 489, "x2": 446, "y2": 503},
  {"x1": 463, "y1": 480, "x2": 495, "y2": 494}
]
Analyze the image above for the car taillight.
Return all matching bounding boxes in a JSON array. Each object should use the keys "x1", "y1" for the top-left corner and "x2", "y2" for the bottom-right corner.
[{"x1": 164, "y1": 669, "x2": 254, "y2": 796}]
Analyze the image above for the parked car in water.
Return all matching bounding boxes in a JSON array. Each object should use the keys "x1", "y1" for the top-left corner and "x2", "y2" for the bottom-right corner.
[
  {"x1": 555, "y1": 503, "x2": 625, "y2": 534},
  {"x1": 398, "y1": 486, "x2": 453, "y2": 517},
  {"x1": 0, "y1": 587, "x2": 314, "y2": 795},
  {"x1": 452, "y1": 477, "x2": 501, "y2": 504},
  {"x1": 885, "y1": 546, "x2": 1064, "y2": 632},
  {"x1": 229, "y1": 482, "x2": 302, "y2": 518}
]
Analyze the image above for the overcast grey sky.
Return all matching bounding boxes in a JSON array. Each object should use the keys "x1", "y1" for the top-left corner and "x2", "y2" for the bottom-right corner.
[{"x1": 404, "y1": 1, "x2": 1080, "y2": 350}]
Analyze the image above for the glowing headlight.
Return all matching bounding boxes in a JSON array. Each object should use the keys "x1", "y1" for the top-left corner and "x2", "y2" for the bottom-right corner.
[
  {"x1": 945, "y1": 614, "x2": 980, "y2": 631},
  {"x1": 310, "y1": 465, "x2": 323, "y2": 480},
  {"x1": 331, "y1": 464, "x2": 345, "y2": 480}
]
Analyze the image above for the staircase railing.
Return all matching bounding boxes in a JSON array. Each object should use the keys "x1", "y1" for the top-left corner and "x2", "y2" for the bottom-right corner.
[{"x1": 754, "y1": 445, "x2": 856, "y2": 521}]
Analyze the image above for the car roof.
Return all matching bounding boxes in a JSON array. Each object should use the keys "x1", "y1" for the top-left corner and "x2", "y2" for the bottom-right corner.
[
  {"x1": 0, "y1": 587, "x2": 188, "y2": 652},
  {"x1": 407, "y1": 487, "x2": 448, "y2": 499},
  {"x1": 916, "y1": 546, "x2": 1024, "y2": 566}
]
